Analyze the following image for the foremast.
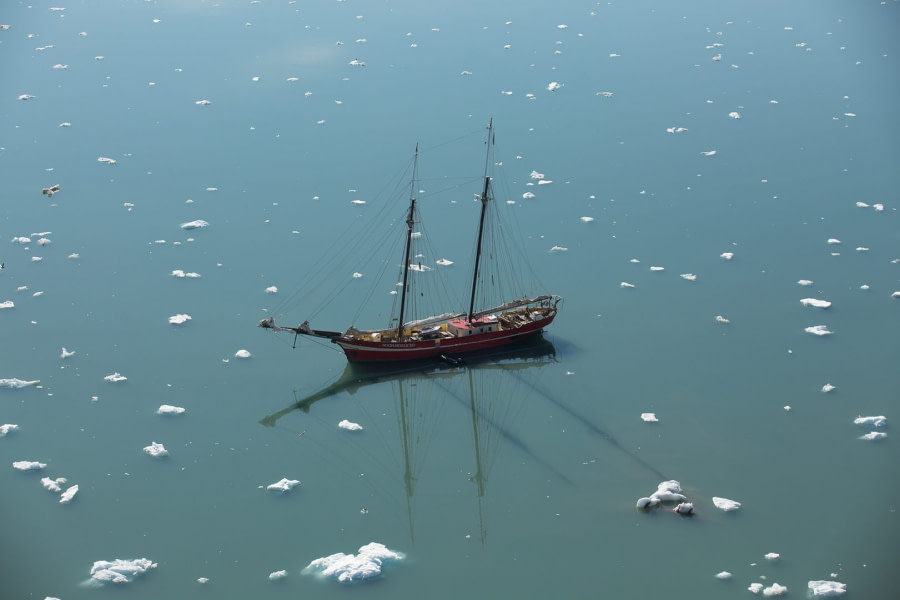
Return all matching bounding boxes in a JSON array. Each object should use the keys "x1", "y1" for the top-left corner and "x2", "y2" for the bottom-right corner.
[{"x1": 396, "y1": 144, "x2": 419, "y2": 341}]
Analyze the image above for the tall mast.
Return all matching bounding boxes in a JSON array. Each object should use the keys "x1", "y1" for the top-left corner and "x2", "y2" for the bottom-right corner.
[
  {"x1": 396, "y1": 144, "x2": 419, "y2": 339},
  {"x1": 467, "y1": 119, "x2": 493, "y2": 322}
]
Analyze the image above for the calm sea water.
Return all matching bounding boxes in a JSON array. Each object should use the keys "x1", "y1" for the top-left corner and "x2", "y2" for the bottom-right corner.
[{"x1": 2, "y1": 1, "x2": 898, "y2": 599}]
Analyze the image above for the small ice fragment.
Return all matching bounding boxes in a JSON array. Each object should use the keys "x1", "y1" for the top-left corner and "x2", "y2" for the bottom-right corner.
[
  {"x1": 765, "y1": 552, "x2": 780, "y2": 560},
  {"x1": 267, "y1": 478, "x2": 301, "y2": 492},
  {"x1": 728, "y1": 111, "x2": 741, "y2": 119},
  {"x1": 749, "y1": 582, "x2": 764, "y2": 594},
  {"x1": 0, "y1": 378, "x2": 40, "y2": 388},
  {"x1": 805, "y1": 325, "x2": 833, "y2": 336},
  {"x1": 636, "y1": 497, "x2": 659, "y2": 509},
  {"x1": 712, "y1": 497, "x2": 741, "y2": 511},
  {"x1": 352, "y1": 272, "x2": 363, "y2": 278},
  {"x1": 0, "y1": 423, "x2": 20, "y2": 436},
  {"x1": 701, "y1": 150, "x2": 717, "y2": 156},
  {"x1": 42, "y1": 476, "x2": 67, "y2": 492},
  {"x1": 800, "y1": 298, "x2": 831, "y2": 308},
  {"x1": 650, "y1": 266, "x2": 664, "y2": 272},
  {"x1": 198, "y1": 577, "x2": 209, "y2": 584},
  {"x1": 640, "y1": 413, "x2": 658, "y2": 422},
  {"x1": 860, "y1": 431, "x2": 887, "y2": 441},
  {"x1": 763, "y1": 583, "x2": 788, "y2": 596},
  {"x1": 547, "y1": 81, "x2": 562, "y2": 92},
  {"x1": 97, "y1": 156, "x2": 117, "y2": 165},
  {"x1": 157, "y1": 405, "x2": 185, "y2": 415},
  {"x1": 821, "y1": 383, "x2": 836, "y2": 393},
  {"x1": 680, "y1": 273, "x2": 697, "y2": 281},
  {"x1": 715, "y1": 571, "x2": 733, "y2": 579},
  {"x1": 303, "y1": 542, "x2": 404, "y2": 583},
  {"x1": 104, "y1": 372, "x2": 127, "y2": 382},
  {"x1": 580, "y1": 216, "x2": 594, "y2": 223},
  {"x1": 168, "y1": 314, "x2": 191, "y2": 325},
  {"x1": 549, "y1": 246, "x2": 568, "y2": 252},
  {"x1": 265, "y1": 286, "x2": 278, "y2": 294},
  {"x1": 269, "y1": 570, "x2": 288, "y2": 581},
  {"x1": 827, "y1": 238, "x2": 841, "y2": 244},
  {"x1": 89, "y1": 558, "x2": 157, "y2": 584},
  {"x1": 620, "y1": 282, "x2": 635, "y2": 288},
  {"x1": 60, "y1": 484, "x2": 79, "y2": 504},
  {"x1": 854, "y1": 415, "x2": 886, "y2": 427},
  {"x1": 523, "y1": 192, "x2": 535, "y2": 199},
  {"x1": 61, "y1": 347, "x2": 75, "y2": 358},
  {"x1": 339, "y1": 420, "x2": 363, "y2": 431},
  {"x1": 715, "y1": 315, "x2": 730, "y2": 324},
  {"x1": 180, "y1": 220, "x2": 209, "y2": 230},
  {"x1": 436, "y1": 258, "x2": 453, "y2": 266},
  {"x1": 351, "y1": 199, "x2": 366, "y2": 205},
  {"x1": 143, "y1": 442, "x2": 168, "y2": 458},
  {"x1": 13, "y1": 460, "x2": 47, "y2": 471},
  {"x1": 234, "y1": 349, "x2": 251, "y2": 358},
  {"x1": 808, "y1": 580, "x2": 846, "y2": 596},
  {"x1": 195, "y1": 99, "x2": 211, "y2": 105},
  {"x1": 0, "y1": 301, "x2": 14, "y2": 309},
  {"x1": 720, "y1": 252, "x2": 734, "y2": 260},
  {"x1": 797, "y1": 279, "x2": 814, "y2": 286},
  {"x1": 673, "y1": 502, "x2": 694, "y2": 515}
]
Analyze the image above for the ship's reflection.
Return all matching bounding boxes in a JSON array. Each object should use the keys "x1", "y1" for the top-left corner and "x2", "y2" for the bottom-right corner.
[{"x1": 260, "y1": 336, "x2": 562, "y2": 544}]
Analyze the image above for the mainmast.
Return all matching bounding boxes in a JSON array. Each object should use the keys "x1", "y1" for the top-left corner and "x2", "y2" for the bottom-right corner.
[
  {"x1": 467, "y1": 119, "x2": 493, "y2": 322},
  {"x1": 396, "y1": 144, "x2": 419, "y2": 340}
]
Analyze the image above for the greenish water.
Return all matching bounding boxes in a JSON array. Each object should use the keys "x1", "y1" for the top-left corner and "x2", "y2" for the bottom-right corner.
[{"x1": 1, "y1": 1, "x2": 898, "y2": 599}]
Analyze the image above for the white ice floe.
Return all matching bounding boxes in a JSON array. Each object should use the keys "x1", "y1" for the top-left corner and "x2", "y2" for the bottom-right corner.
[
  {"x1": 267, "y1": 478, "x2": 301, "y2": 492},
  {"x1": 195, "y1": 99, "x2": 211, "y2": 106},
  {"x1": 650, "y1": 266, "x2": 664, "y2": 272},
  {"x1": 171, "y1": 270, "x2": 201, "y2": 278},
  {"x1": 42, "y1": 476, "x2": 67, "y2": 492},
  {"x1": 749, "y1": 583, "x2": 764, "y2": 594},
  {"x1": 547, "y1": 81, "x2": 562, "y2": 92},
  {"x1": 157, "y1": 405, "x2": 185, "y2": 415},
  {"x1": 143, "y1": 442, "x2": 168, "y2": 458},
  {"x1": 304, "y1": 542, "x2": 404, "y2": 583},
  {"x1": 89, "y1": 558, "x2": 157, "y2": 584},
  {"x1": 522, "y1": 191, "x2": 535, "y2": 199},
  {"x1": 620, "y1": 282, "x2": 635, "y2": 289},
  {"x1": 712, "y1": 496, "x2": 741, "y2": 511},
  {"x1": 180, "y1": 220, "x2": 209, "y2": 230},
  {"x1": 1, "y1": 424, "x2": 19, "y2": 436},
  {"x1": 234, "y1": 349, "x2": 251, "y2": 359},
  {"x1": 673, "y1": 502, "x2": 694, "y2": 515},
  {"x1": 804, "y1": 325, "x2": 833, "y2": 336},
  {"x1": 798, "y1": 279, "x2": 814, "y2": 286},
  {"x1": 436, "y1": 258, "x2": 453, "y2": 266},
  {"x1": 11, "y1": 236, "x2": 31, "y2": 244},
  {"x1": 801, "y1": 298, "x2": 831, "y2": 308},
  {"x1": 0, "y1": 301, "x2": 14, "y2": 309},
  {"x1": 720, "y1": 252, "x2": 734, "y2": 260},
  {"x1": 13, "y1": 460, "x2": 47, "y2": 471},
  {"x1": 765, "y1": 552, "x2": 780, "y2": 561},
  {"x1": 352, "y1": 272, "x2": 363, "y2": 279},
  {"x1": 97, "y1": 156, "x2": 117, "y2": 165},
  {"x1": 762, "y1": 583, "x2": 788, "y2": 596},
  {"x1": 715, "y1": 315, "x2": 730, "y2": 324},
  {"x1": 61, "y1": 347, "x2": 75, "y2": 359},
  {"x1": 1, "y1": 378, "x2": 40, "y2": 388},
  {"x1": 715, "y1": 571, "x2": 733, "y2": 579},
  {"x1": 339, "y1": 420, "x2": 363, "y2": 431},
  {"x1": 104, "y1": 372, "x2": 127, "y2": 382},
  {"x1": 666, "y1": 126, "x2": 689, "y2": 133},
  {"x1": 636, "y1": 497, "x2": 660, "y2": 509},
  {"x1": 60, "y1": 484, "x2": 79, "y2": 504},
  {"x1": 269, "y1": 570, "x2": 288, "y2": 581},
  {"x1": 822, "y1": 383, "x2": 836, "y2": 393},
  {"x1": 549, "y1": 246, "x2": 568, "y2": 252},
  {"x1": 808, "y1": 580, "x2": 846, "y2": 596},
  {"x1": 680, "y1": 273, "x2": 697, "y2": 281},
  {"x1": 728, "y1": 111, "x2": 741, "y2": 119},
  {"x1": 580, "y1": 216, "x2": 594, "y2": 223},
  {"x1": 860, "y1": 431, "x2": 887, "y2": 441},
  {"x1": 827, "y1": 238, "x2": 841, "y2": 245},
  {"x1": 168, "y1": 314, "x2": 191, "y2": 325},
  {"x1": 854, "y1": 415, "x2": 886, "y2": 427},
  {"x1": 701, "y1": 150, "x2": 717, "y2": 156},
  {"x1": 265, "y1": 286, "x2": 278, "y2": 294},
  {"x1": 649, "y1": 480, "x2": 686, "y2": 503},
  {"x1": 640, "y1": 413, "x2": 658, "y2": 422}
]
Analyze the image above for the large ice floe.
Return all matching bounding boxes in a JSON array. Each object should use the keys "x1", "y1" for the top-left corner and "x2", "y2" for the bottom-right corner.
[
  {"x1": 1, "y1": 378, "x2": 40, "y2": 388},
  {"x1": 800, "y1": 298, "x2": 831, "y2": 308},
  {"x1": 808, "y1": 580, "x2": 847, "y2": 596},
  {"x1": 303, "y1": 542, "x2": 404, "y2": 583},
  {"x1": 87, "y1": 558, "x2": 157, "y2": 585},
  {"x1": 636, "y1": 480, "x2": 693, "y2": 514},
  {"x1": 180, "y1": 219, "x2": 209, "y2": 230},
  {"x1": 13, "y1": 460, "x2": 47, "y2": 471},
  {"x1": 712, "y1": 496, "x2": 741, "y2": 512},
  {"x1": 266, "y1": 478, "x2": 301, "y2": 493},
  {"x1": 157, "y1": 405, "x2": 185, "y2": 415},
  {"x1": 143, "y1": 442, "x2": 168, "y2": 458}
]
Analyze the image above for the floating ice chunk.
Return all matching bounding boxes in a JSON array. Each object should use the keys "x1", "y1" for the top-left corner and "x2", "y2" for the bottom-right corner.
[
  {"x1": 234, "y1": 349, "x2": 251, "y2": 358},
  {"x1": 800, "y1": 298, "x2": 831, "y2": 308},
  {"x1": 549, "y1": 246, "x2": 568, "y2": 252},
  {"x1": 856, "y1": 201, "x2": 869, "y2": 208},
  {"x1": 351, "y1": 199, "x2": 366, "y2": 205},
  {"x1": 60, "y1": 121, "x2": 72, "y2": 127},
  {"x1": 349, "y1": 59, "x2": 366, "y2": 67},
  {"x1": 89, "y1": 558, "x2": 157, "y2": 584},
  {"x1": 11, "y1": 236, "x2": 31, "y2": 244},
  {"x1": 530, "y1": 170, "x2": 545, "y2": 179},
  {"x1": 749, "y1": 582, "x2": 764, "y2": 594},
  {"x1": 171, "y1": 270, "x2": 201, "y2": 278},
  {"x1": 42, "y1": 476, "x2": 67, "y2": 492},
  {"x1": 808, "y1": 580, "x2": 846, "y2": 596},
  {"x1": 1, "y1": 378, "x2": 40, "y2": 388},
  {"x1": 636, "y1": 497, "x2": 660, "y2": 509},
  {"x1": 60, "y1": 484, "x2": 79, "y2": 504},
  {"x1": 198, "y1": 577, "x2": 209, "y2": 584},
  {"x1": 797, "y1": 279, "x2": 814, "y2": 286},
  {"x1": 701, "y1": 150, "x2": 717, "y2": 156},
  {"x1": 1, "y1": 423, "x2": 20, "y2": 436},
  {"x1": 893, "y1": 291, "x2": 900, "y2": 299},
  {"x1": 522, "y1": 192, "x2": 535, "y2": 199},
  {"x1": 157, "y1": 405, "x2": 185, "y2": 415},
  {"x1": 873, "y1": 203, "x2": 884, "y2": 211},
  {"x1": 537, "y1": 179, "x2": 552, "y2": 185},
  {"x1": 195, "y1": 99, "x2": 211, "y2": 105},
  {"x1": 97, "y1": 157, "x2": 117, "y2": 165},
  {"x1": 673, "y1": 502, "x2": 694, "y2": 515},
  {"x1": 680, "y1": 273, "x2": 697, "y2": 281},
  {"x1": 821, "y1": 383, "x2": 836, "y2": 393},
  {"x1": 267, "y1": 478, "x2": 301, "y2": 492},
  {"x1": 352, "y1": 272, "x2": 363, "y2": 279},
  {"x1": 827, "y1": 238, "x2": 841, "y2": 244},
  {"x1": 860, "y1": 431, "x2": 887, "y2": 441},
  {"x1": 650, "y1": 480, "x2": 686, "y2": 502},
  {"x1": 143, "y1": 442, "x2": 168, "y2": 458},
  {"x1": 854, "y1": 415, "x2": 886, "y2": 427},
  {"x1": 805, "y1": 325, "x2": 833, "y2": 336},
  {"x1": 719, "y1": 252, "x2": 734, "y2": 260},
  {"x1": 712, "y1": 497, "x2": 741, "y2": 511},
  {"x1": 620, "y1": 282, "x2": 635, "y2": 288},
  {"x1": 580, "y1": 216, "x2": 594, "y2": 223},
  {"x1": 715, "y1": 315, "x2": 730, "y2": 324},
  {"x1": 715, "y1": 571, "x2": 733, "y2": 579},
  {"x1": 304, "y1": 542, "x2": 404, "y2": 583},
  {"x1": 763, "y1": 583, "x2": 788, "y2": 596},
  {"x1": 597, "y1": 91, "x2": 614, "y2": 98},
  {"x1": 180, "y1": 220, "x2": 208, "y2": 230},
  {"x1": 269, "y1": 570, "x2": 288, "y2": 581},
  {"x1": 13, "y1": 460, "x2": 46, "y2": 471},
  {"x1": 436, "y1": 258, "x2": 453, "y2": 266},
  {"x1": 18, "y1": 94, "x2": 35, "y2": 100},
  {"x1": 104, "y1": 372, "x2": 127, "y2": 382},
  {"x1": 728, "y1": 111, "x2": 741, "y2": 119},
  {"x1": 0, "y1": 301, "x2": 14, "y2": 309},
  {"x1": 649, "y1": 265, "x2": 665, "y2": 272},
  {"x1": 765, "y1": 552, "x2": 780, "y2": 561},
  {"x1": 265, "y1": 286, "x2": 278, "y2": 294},
  {"x1": 42, "y1": 184, "x2": 60, "y2": 198},
  {"x1": 339, "y1": 420, "x2": 363, "y2": 431},
  {"x1": 547, "y1": 81, "x2": 562, "y2": 92},
  {"x1": 641, "y1": 413, "x2": 658, "y2": 422},
  {"x1": 168, "y1": 314, "x2": 191, "y2": 325}
]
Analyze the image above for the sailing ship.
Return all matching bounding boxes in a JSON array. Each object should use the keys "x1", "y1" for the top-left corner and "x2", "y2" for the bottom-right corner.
[{"x1": 259, "y1": 119, "x2": 561, "y2": 363}]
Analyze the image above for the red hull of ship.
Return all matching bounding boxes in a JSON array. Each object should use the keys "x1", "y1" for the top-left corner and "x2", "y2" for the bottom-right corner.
[{"x1": 334, "y1": 314, "x2": 555, "y2": 362}]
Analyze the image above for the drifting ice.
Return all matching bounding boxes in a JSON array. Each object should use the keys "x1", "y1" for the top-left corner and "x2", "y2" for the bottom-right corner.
[{"x1": 304, "y1": 542, "x2": 404, "y2": 583}]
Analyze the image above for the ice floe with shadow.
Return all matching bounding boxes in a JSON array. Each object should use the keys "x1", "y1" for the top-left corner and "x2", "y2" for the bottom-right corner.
[
  {"x1": 143, "y1": 442, "x2": 168, "y2": 458},
  {"x1": 303, "y1": 542, "x2": 404, "y2": 583},
  {"x1": 86, "y1": 558, "x2": 156, "y2": 585},
  {"x1": 13, "y1": 460, "x2": 46, "y2": 471},
  {"x1": 808, "y1": 580, "x2": 846, "y2": 596},
  {"x1": 157, "y1": 405, "x2": 185, "y2": 415},
  {"x1": 1, "y1": 378, "x2": 40, "y2": 388},
  {"x1": 266, "y1": 478, "x2": 301, "y2": 493}
]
